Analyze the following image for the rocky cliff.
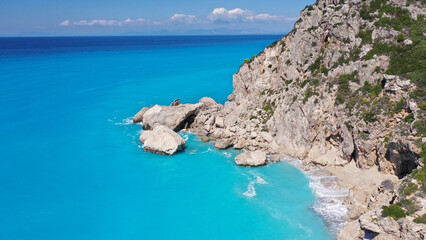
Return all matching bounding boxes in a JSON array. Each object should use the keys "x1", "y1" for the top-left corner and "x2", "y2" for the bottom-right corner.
[
  {"x1": 188, "y1": 0, "x2": 426, "y2": 238},
  {"x1": 134, "y1": 0, "x2": 426, "y2": 238}
]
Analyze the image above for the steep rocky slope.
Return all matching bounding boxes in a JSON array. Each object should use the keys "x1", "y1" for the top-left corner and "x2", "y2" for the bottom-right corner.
[
  {"x1": 188, "y1": 0, "x2": 426, "y2": 238},
  {"x1": 134, "y1": 0, "x2": 426, "y2": 238}
]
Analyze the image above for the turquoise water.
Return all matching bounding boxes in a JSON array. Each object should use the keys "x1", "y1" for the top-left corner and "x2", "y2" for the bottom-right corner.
[{"x1": 0, "y1": 36, "x2": 332, "y2": 239}]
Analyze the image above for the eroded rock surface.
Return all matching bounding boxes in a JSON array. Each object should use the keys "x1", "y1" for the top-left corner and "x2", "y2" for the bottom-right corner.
[
  {"x1": 142, "y1": 103, "x2": 202, "y2": 131},
  {"x1": 235, "y1": 151, "x2": 267, "y2": 167},
  {"x1": 139, "y1": 125, "x2": 185, "y2": 155}
]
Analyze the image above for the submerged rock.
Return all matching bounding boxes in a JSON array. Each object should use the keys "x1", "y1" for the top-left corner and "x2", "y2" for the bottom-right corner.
[
  {"x1": 139, "y1": 125, "x2": 185, "y2": 155},
  {"x1": 235, "y1": 151, "x2": 267, "y2": 167},
  {"x1": 142, "y1": 103, "x2": 202, "y2": 131}
]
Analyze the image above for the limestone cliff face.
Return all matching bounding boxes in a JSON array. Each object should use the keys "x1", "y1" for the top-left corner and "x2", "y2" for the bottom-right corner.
[{"x1": 216, "y1": 0, "x2": 425, "y2": 175}]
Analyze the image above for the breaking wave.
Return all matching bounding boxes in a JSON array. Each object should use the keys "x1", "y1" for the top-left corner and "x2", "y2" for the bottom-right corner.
[{"x1": 281, "y1": 156, "x2": 349, "y2": 237}]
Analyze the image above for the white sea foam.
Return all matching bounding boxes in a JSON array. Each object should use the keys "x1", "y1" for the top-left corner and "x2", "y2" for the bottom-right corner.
[
  {"x1": 200, "y1": 147, "x2": 214, "y2": 154},
  {"x1": 242, "y1": 175, "x2": 268, "y2": 198},
  {"x1": 255, "y1": 176, "x2": 267, "y2": 184},
  {"x1": 243, "y1": 182, "x2": 257, "y2": 197},
  {"x1": 114, "y1": 117, "x2": 134, "y2": 126},
  {"x1": 280, "y1": 155, "x2": 349, "y2": 237}
]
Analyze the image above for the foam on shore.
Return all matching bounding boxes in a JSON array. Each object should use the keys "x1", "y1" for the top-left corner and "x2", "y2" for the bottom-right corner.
[{"x1": 281, "y1": 156, "x2": 349, "y2": 237}]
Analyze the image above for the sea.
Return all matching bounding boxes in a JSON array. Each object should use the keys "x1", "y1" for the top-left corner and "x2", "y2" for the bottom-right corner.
[{"x1": 0, "y1": 35, "x2": 344, "y2": 239}]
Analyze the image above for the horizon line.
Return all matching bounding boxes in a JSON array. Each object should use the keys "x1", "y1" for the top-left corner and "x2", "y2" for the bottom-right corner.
[{"x1": 0, "y1": 33, "x2": 286, "y2": 38}]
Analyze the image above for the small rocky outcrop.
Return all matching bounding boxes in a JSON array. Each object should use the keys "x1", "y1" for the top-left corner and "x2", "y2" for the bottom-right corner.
[
  {"x1": 235, "y1": 151, "x2": 267, "y2": 167},
  {"x1": 132, "y1": 107, "x2": 149, "y2": 123},
  {"x1": 142, "y1": 103, "x2": 202, "y2": 131},
  {"x1": 139, "y1": 125, "x2": 185, "y2": 155},
  {"x1": 170, "y1": 98, "x2": 180, "y2": 106}
]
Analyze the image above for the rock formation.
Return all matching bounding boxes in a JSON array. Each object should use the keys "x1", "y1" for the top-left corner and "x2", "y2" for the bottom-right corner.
[
  {"x1": 235, "y1": 151, "x2": 267, "y2": 167},
  {"x1": 132, "y1": 107, "x2": 149, "y2": 123},
  {"x1": 141, "y1": 103, "x2": 202, "y2": 131},
  {"x1": 139, "y1": 125, "x2": 185, "y2": 155}
]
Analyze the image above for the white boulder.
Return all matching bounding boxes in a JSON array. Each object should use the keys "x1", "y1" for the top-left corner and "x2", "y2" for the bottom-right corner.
[
  {"x1": 139, "y1": 125, "x2": 185, "y2": 155},
  {"x1": 235, "y1": 151, "x2": 267, "y2": 167}
]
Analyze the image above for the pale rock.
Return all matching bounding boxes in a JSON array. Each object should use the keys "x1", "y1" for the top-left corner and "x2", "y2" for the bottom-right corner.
[
  {"x1": 235, "y1": 151, "x2": 267, "y2": 167},
  {"x1": 234, "y1": 138, "x2": 246, "y2": 149},
  {"x1": 337, "y1": 220, "x2": 363, "y2": 240},
  {"x1": 404, "y1": 39, "x2": 413, "y2": 45},
  {"x1": 133, "y1": 107, "x2": 149, "y2": 123},
  {"x1": 139, "y1": 125, "x2": 185, "y2": 155},
  {"x1": 214, "y1": 139, "x2": 233, "y2": 149},
  {"x1": 199, "y1": 97, "x2": 217, "y2": 106},
  {"x1": 142, "y1": 103, "x2": 202, "y2": 131},
  {"x1": 215, "y1": 116, "x2": 225, "y2": 128},
  {"x1": 359, "y1": 211, "x2": 382, "y2": 233}
]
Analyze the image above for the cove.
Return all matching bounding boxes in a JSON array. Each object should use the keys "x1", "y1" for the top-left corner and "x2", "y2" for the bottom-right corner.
[{"x1": 0, "y1": 36, "x2": 332, "y2": 239}]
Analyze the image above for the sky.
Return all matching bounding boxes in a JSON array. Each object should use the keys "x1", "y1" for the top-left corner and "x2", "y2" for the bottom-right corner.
[{"x1": 0, "y1": 0, "x2": 315, "y2": 36}]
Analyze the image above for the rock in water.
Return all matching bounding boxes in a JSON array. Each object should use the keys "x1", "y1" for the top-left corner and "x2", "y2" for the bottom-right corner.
[
  {"x1": 142, "y1": 103, "x2": 202, "y2": 131},
  {"x1": 170, "y1": 98, "x2": 180, "y2": 106},
  {"x1": 139, "y1": 125, "x2": 185, "y2": 155},
  {"x1": 214, "y1": 139, "x2": 233, "y2": 149},
  {"x1": 133, "y1": 107, "x2": 149, "y2": 123},
  {"x1": 235, "y1": 151, "x2": 267, "y2": 167}
]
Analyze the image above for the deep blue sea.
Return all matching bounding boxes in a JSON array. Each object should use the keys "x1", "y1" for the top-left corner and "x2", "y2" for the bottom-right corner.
[{"x1": 0, "y1": 36, "x2": 333, "y2": 239}]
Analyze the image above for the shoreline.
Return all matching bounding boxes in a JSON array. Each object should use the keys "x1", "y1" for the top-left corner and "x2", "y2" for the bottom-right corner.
[
  {"x1": 188, "y1": 128, "x2": 400, "y2": 238},
  {"x1": 278, "y1": 155, "x2": 349, "y2": 237},
  {"x1": 180, "y1": 128, "x2": 360, "y2": 237}
]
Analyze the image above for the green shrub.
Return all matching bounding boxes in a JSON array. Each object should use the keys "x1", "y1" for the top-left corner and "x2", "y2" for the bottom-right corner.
[
  {"x1": 419, "y1": 102, "x2": 426, "y2": 110},
  {"x1": 397, "y1": 199, "x2": 418, "y2": 215},
  {"x1": 303, "y1": 87, "x2": 319, "y2": 103},
  {"x1": 393, "y1": 99, "x2": 404, "y2": 113},
  {"x1": 396, "y1": 33, "x2": 405, "y2": 42},
  {"x1": 364, "y1": 110, "x2": 379, "y2": 123},
  {"x1": 308, "y1": 5, "x2": 314, "y2": 11},
  {"x1": 244, "y1": 59, "x2": 251, "y2": 63},
  {"x1": 382, "y1": 204, "x2": 406, "y2": 220},
  {"x1": 334, "y1": 71, "x2": 359, "y2": 105},
  {"x1": 374, "y1": 66, "x2": 381, "y2": 73},
  {"x1": 404, "y1": 113, "x2": 415, "y2": 123},
  {"x1": 309, "y1": 56, "x2": 323, "y2": 73},
  {"x1": 357, "y1": 30, "x2": 373, "y2": 45},
  {"x1": 300, "y1": 79, "x2": 310, "y2": 88},
  {"x1": 414, "y1": 214, "x2": 426, "y2": 224},
  {"x1": 321, "y1": 66, "x2": 329, "y2": 76},
  {"x1": 400, "y1": 182, "x2": 419, "y2": 196},
  {"x1": 361, "y1": 81, "x2": 382, "y2": 99},
  {"x1": 413, "y1": 120, "x2": 426, "y2": 137},
  {"x1": 410, "y1": 89, "x2": 426, "y2": 99}
]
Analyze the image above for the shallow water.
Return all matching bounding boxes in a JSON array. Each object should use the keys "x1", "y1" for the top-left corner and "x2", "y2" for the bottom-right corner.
[{"x1": 0, "y1": 36, "x2": 333, "y2": 239}]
